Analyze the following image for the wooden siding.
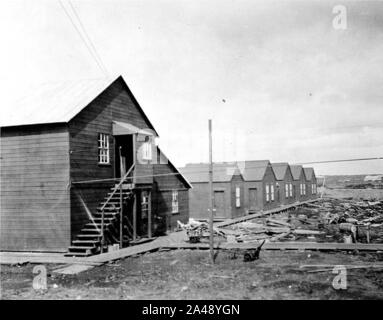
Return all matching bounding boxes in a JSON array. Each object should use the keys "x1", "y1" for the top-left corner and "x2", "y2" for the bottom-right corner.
[
  {"x1": 230, "y1": 174, "x2": 245, "y2": 218},
  {"x1": 188, "y1": 182, "x2": 232, "y2": 220},
  {"x1": 68, "y1": 78, "x2": 157, "y2": 238},
  {"x1": 152, "y1": 163, "x2": 189, "y2": 230},
  {"x1": 0, "y1": 124, "x2": 70, "y2": 252},
  {"x1": 262, "y1": 165, "x2": 279, "y2": 210},
  {"x1": 243, "y1": 181, "x2": 263, "y2": 211},
  {"x1": 293, "y1": 172, "x2": 307, "y2": 202},
  {"x1": 307, "y1": 175, "x2": 318, "y2": 199},
  {"x1": 276, "y1": 168, "x2": 295, "y2": 205}
]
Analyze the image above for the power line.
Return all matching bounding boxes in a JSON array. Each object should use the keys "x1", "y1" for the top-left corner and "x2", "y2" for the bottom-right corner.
[
  {"x1": 295, "y1": 157, "x2": 383, "y2": 166},
  {"x1": 68, "y1": 0, "x2": 109, "y2": 77},
  {"x1": 58, "y1": 0, "x2": 109, "y2": 77},
  {"x1": 70, "y1": 156, "x2": 383, "y2": 184}
]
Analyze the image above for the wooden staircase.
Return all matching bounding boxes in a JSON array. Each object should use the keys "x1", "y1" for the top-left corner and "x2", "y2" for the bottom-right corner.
[{"x1": 66, "y1": 165, "x2": 136, "y2": 257}]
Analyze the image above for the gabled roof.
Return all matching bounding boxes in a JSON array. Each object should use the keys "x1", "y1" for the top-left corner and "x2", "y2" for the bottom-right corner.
[
  {"x1": 303, "y1": 167, "x2": 315, "y2": 181},
  {"x1": 290, "y1": 165, "x2": 306, "y2": 181},
  {"x1": 271, "y1": 163, "x2": 290, "y2": 181},
  {"x1": 157, "y1": 148, "x2": 192, "y2": 189},
  {"x1": 0, "y1": 75, "x2": 158, "y2": 136},
  {"x1": 180, "y1": 160, "x2": 272, "y2": 183},
  {"x1": 237, "y1": 160, "x2": 271, "y2": 181},
  {"x1": 180, "y1": 162, "x2": 242, "y2": 183}
]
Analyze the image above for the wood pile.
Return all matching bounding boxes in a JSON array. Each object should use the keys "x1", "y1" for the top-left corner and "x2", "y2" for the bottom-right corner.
[{"x1": 218, "y1": 198, "x2": 383, "y2": 244}]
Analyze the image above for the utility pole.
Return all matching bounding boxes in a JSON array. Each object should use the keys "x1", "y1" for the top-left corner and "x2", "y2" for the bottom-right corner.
[{"x1": 208, "y1": 119, "x2": 214, "y2": 264}]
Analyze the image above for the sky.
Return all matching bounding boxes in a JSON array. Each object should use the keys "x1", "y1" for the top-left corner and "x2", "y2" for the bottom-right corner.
[{"x1": 0, "y1": 0, "x2": 382, "y2": 175}]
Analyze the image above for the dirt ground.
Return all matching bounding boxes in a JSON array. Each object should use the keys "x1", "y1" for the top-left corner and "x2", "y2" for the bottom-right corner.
[
  {"x1": 1, "y1": 249, "x2": 383, "y2": 300},
  {"x1": 1, "y1": 188, "x2": 382, "y2": 300}
]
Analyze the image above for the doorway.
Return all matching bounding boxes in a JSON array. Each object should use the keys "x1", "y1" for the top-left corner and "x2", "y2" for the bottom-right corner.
[
  {"x1": 115, "y1": 135, "x2": 134, "y2": 178},
  {"x1": 214, "y1": 190, "x2": 226, "y2": 218},
  {"x1": 249, "y1": 188, "x2": 257, "y2": 211}
]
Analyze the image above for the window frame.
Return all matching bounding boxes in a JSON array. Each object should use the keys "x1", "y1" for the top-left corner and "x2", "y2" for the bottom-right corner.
[
  {"x1": 98, "y1": 133, "x2": 110, "y2": 165},
  {"x1": 235, "y1": 186, "x2": 241, "y2": 208},
  {"x1": 265, "y1": 184, "x2": 270, "y2": 202},
  {"x1": 285, "y1": 184, "x2": 289, "y2": 198},
  {"x1": 270, "y1": 184, "x2": 275, "y2": 201},
  {"x1": 142, "y1": 136, "x2": 152, "y2": 161},
  {"x1": 171, "y1": 190, "x2": 179, "y2": 214}
]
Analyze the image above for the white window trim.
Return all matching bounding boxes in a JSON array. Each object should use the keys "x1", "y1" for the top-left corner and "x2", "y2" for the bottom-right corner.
[
  {"x1": 289, "y1": 183, "x2": 293, "y2": 197},
  {"x1": 285, "y1": 184, "x2": 289, "y2": 198},
  {"x1": 98, "y1": 133, "x2": 110, "y2": 164},
  {"x1": 235, "y1": 186, "x2": 241, "y2": 208},
  {"x1": 142, "y1": 137, "x2": 152, "y2": 161},
  {"x1": 266, "y1": 184, "x2": 270, "y2": 202},
  {"x1": 172, "y1": 190, "x2": 179, "y2": 214},
  {"x1": 270, "y1": 184, "x2": 275, "y2": 201}
]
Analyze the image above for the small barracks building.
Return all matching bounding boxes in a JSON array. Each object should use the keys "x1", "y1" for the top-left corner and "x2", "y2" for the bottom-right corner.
[
  {"x1": 180, "y1": 160, "x2": 279, "y2": 220},
  {"x1": 271, "y1": 163, "x2": 295, "y2": 205}
]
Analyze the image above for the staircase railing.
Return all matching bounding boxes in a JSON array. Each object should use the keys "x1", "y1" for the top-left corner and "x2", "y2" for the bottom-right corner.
[{"x1": 100, "y1": 164, "x2": 135, "y2": 253}]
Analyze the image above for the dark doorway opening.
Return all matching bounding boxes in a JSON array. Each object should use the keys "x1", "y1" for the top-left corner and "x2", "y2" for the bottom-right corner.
[{"x1": 115, "y1": 135, "x2": 134, "y2": 178}]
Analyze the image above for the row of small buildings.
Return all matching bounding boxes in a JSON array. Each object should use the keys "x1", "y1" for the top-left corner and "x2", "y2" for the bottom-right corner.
[
  {"x1": 1, "y1": 75, "x2": 317, "y2": 254},
  {"x1": 179, "y1": 161, "x2": 318, "y2": 220}
]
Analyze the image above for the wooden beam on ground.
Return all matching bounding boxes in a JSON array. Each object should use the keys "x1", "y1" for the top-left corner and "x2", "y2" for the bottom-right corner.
[
  {"x1": 162, "y1": 241, "x2": 383, "y2": 252},
  {"x1": 215, "y1": 198, "x2": 323, "y2": 228}
]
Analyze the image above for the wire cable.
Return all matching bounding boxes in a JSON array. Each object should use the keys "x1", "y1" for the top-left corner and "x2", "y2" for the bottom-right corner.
[{"x1": 58, "y1": 0, "x2": 109, "y2": 77}]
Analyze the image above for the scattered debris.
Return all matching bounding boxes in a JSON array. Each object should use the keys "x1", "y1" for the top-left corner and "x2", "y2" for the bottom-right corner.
[
  {"x1": 216, "y1": 198, "x2": 383, "y2": 245},
  {"x1": 178, "y1": 218, "x2": 226, "y2": 243}
]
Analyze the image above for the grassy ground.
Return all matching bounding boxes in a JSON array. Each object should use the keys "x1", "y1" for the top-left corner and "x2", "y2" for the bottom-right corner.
[{"x1": 1, "y1": 249, "x2": 383, "y2": 300}]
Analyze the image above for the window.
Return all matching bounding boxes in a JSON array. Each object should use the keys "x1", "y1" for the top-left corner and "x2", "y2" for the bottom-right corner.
[
  {"x1": 270, "y1": 184, "x2": 275, "y2": 201},
  {"x1": 303, "y1": 184, "x2": 306, "y2": 195},
  {"x1": 98, "y1": 133, "x2": 110, "y2": 164},
  {"x1": 172, "y1": 190, "x2": 179, "y2": 214},
  {"x1": 141, "y1": 192, "x2": 149, "y2": 218},
  {"x1": 312, "y1": 183, "x2": 317, "y2": 194},
  {"x1": 235, "y1": 187, "x2": 241, "y2": 208},
  {"x1": 289, "y1": 183, "x2": 293, "y2": 197},
  {"x1": 285, "y1": 184, "x2": 289, "y2": 198},
  {"x1": 142, "y1": 136, "x2": 152, "y2": 161},
  {"x1": 300, "y1": 183, "x2": 303, "y2": 196},
  {"x1": 266, "y1": 184, "x2": 270, "y2": 202}
]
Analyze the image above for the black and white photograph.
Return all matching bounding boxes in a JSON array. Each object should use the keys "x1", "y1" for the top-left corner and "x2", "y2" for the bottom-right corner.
[{"x1": 0, "y1": 0, "x2": 383, "y2": 305}]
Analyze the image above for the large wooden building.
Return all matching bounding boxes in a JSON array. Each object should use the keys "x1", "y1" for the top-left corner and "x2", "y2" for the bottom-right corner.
[
  {"x1": 180, "y1": 160, "x2": 279, "y2": 220},
  {"x1": 0, "y1": 76, "x2": 191, "y2": 255}
]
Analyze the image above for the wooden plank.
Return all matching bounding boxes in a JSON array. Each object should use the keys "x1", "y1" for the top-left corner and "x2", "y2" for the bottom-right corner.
[
  {"x1": 215, "y1": 198, "x2": 322, "y2": 228},
  {"x1": 162, "y1": 242, "x2": 383, "y2": 252}
]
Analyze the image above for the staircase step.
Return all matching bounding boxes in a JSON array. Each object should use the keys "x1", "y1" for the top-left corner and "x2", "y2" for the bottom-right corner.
[
  {"x1": 97, "y1": 206, "x2": 120, "y2": 211},
  {"x1": 85, "y1": 222, "x2": 110, "y2": 229},
  {"x1": 81, "y1": 228, "x2": 103, "y2": 233},
  {"x1": 93, "y1": 217, "x2": 114, "y2": 222},
  {"x1": 73, "y1": 240, "x2": 100, "y2": 245},
  {"x1": 77, "y1": 234, "x2": 102, "y2": 239},
  {"x1": 64, "y1": 251, "x2": 93, "y2": 257},
  {"x1": 68, "y1": 245, "x2": 96, "y2": 251}
]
